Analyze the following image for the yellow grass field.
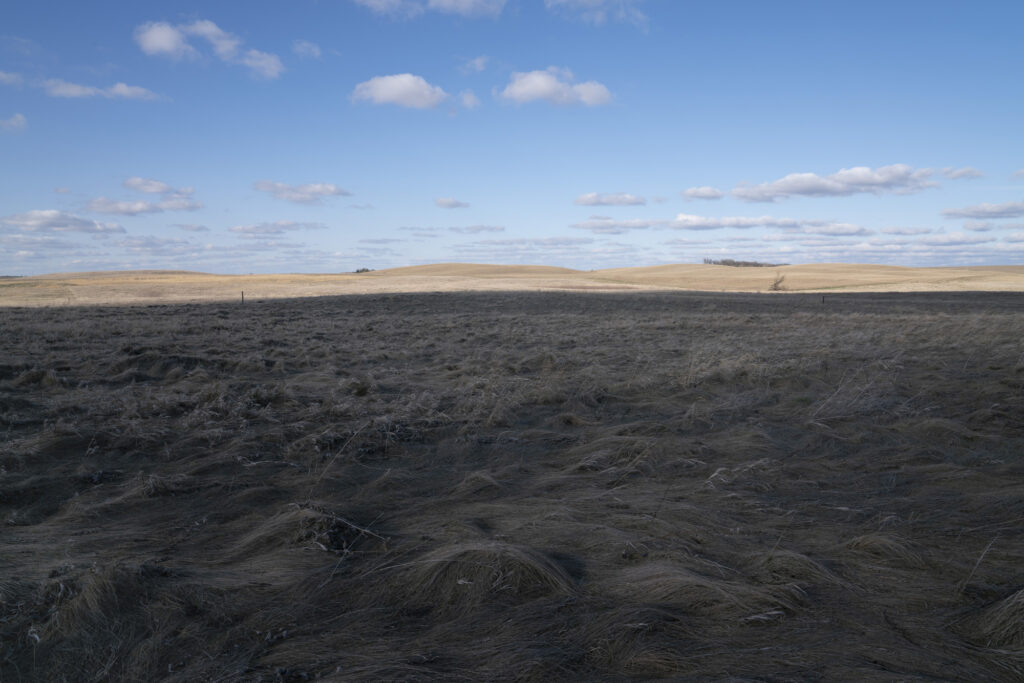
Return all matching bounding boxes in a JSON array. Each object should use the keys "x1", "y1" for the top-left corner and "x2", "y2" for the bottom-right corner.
[{"x1": 4, "y1": 262, "x2": 1024, "y2": 306}]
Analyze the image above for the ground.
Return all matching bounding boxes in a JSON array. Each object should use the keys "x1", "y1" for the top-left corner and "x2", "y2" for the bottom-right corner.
[{"x1": 1, "y1": 289, "x2": 1023, "y2": 680}]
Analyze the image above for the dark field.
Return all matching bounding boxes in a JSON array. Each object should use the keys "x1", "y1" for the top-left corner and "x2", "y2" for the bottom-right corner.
[{"x1": 2, "y1": 291, "x2": 1023, "y2": 681}]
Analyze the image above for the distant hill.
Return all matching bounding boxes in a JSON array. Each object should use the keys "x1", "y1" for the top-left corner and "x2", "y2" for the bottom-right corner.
[{"x1": 3, "y1": 263, "x2": 1024, "y2": 306}]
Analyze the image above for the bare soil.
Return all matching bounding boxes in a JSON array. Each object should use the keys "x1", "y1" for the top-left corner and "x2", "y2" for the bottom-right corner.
[{"x1": 2, "y1": 290, "x2": 1023, "y2": 680}]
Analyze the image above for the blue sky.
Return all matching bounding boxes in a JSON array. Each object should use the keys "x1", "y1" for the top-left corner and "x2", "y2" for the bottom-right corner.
[{"x1": 2, "y1": 0, "x2": 1023, "y2": 275}]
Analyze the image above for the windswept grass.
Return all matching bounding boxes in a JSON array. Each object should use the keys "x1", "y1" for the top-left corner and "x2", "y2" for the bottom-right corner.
[{"x1": 1, "y1": 290, "x2": 1023, "y2": 680}]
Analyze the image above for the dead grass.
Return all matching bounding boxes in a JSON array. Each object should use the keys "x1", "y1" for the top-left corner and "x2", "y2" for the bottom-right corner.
[
  {"x1": 1, "y1": 289, "x2": 1023, "y2": 679},
  {"x1": 5, "y1": 262, "x2": 1024, "y2": 306}
]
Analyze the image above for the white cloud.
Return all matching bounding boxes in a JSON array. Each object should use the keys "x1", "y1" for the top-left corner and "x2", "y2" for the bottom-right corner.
[
  {"x1": 352, "y1": 0, "x2": 424, "y2": 16},
  {"x1": 499, "y1": 67, "x2": 611, "y2": 106},
  {"x1": 544, "y1": 0, "x2": 648, "y2": 27},
  {"x1": 942, "y1": 201, "x2": 1024, "y2": 219},
  {"x1": 435, "y1": 197, "x2": 469, "y2": 208},
  {"x1": 1, "y1": 210, "x2": 124, "y2": 233},
  {"x1": 353, "y1": 73, "x2": 447, "y2": 108},
  {"x1": 682, "y1": 186, "x2": 723, "y2": 200},
  {"x1": 918, "y1": 232, "x2": 995, "y2": 246},
  {"x1": 0, "y1": 70, "x2": 22, "y2": 85},
  {"x1": 460, "y1": 90, "x2": 480, "y2": 109},
  {"x1": 942, "y1": 166, "x2": 983, "y2": 180},
  {"x1": 253, "y1": 180, "x2": 351, "y2": 204},
  {"x1": 574, "y1": 192, "x2": 645, "y2": 206},
  {"x1": 134, "y1": 19, "x2": 284, "y2": 79},
  {"x1": 448, "y1": 225, "x2": 504, "y2": 233},
  {"x1": 570, "y1": 213, "x2": 868, "y2": 235},
  {"x1": 238, "y1": 49, "x2": 285, "y2": 79},
  {"x1": 108, "y1": 83, "x2": 160, "y2": 100},
  {"x1": 292, "y1": 40, "x2": 322, "y2": 58},
  {"x1": 427, "y1": 0, "x2": 506, "y2": 16},
  {"x1": 41, "y1": 79, "x2": 158, "y2": 100},
  {"x1": 134, "y1": 22, "x2": 198, "y2": 59},
  {"x1": 175, "y1": 223, "x2": 209, "y2": 232},
  {"x1": 124, "y1": 177, "x2": 173, "y2": 194},
  {"x1": 461, "y1": 56, "x2": 489, "y2": 73},
  {"x1": 0, "y1": 113, "x2": 26, "y2": 131},
  {"x1": 229, "y1": 221, "x2": 326, "y2": 237},
  {"x1": 963, "y1": 221, "x2": 994, "y2": 232},
  {"x1": 86, "y1": 196, "x2": 202, "y2": 215},
  {"x1": 1014, "y1": 169, "x2": 1024, "y2": 179},
  {"x1": 352, "y1": 0, "x2": 506, "y2": 17},
  {"x1": 732, "y1": 164, "x2": 937, "y2": 202},
  {"x1": 882, "y1": 226, "x2": 933, "y2": 235},
  {"x1": 1005, "y1": 232, "x2": 1024, "y2": 243},
  {"x1": 86, "y1": 178, "x2": 201, "y2": 215}
]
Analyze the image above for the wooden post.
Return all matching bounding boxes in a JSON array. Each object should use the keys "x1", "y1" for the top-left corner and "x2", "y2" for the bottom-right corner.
[{"x1": 241, "y1": 291, "x2": 245, "y2": 304}]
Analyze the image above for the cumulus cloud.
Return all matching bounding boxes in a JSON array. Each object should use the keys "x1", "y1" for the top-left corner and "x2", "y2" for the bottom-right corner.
[
  {"x1": 1, "y1": 210, "x2": 124, "y2": 234},
  {"x1": 228, "y1": 221, "x2": 326, "y2": 237},
  {"x1": 544, "y1": 0, "x2": 648, "y2": 27},
  {"x1": 435, "y1": 197, "x2": 469, "y2": 208},
  {"x1": 0, "y1": 70, "x2": 22, "y2": 85},
  {"x1": 460, "y1": 90, "x2": 481, "y2": 109},
  {"x1": 353, "y1": 73, "x2": 447, "y2": 108},
  {"x1": 918, "y1": 232, "x2": 995, "y2": 246},
  {"x1": 134, "y1": 22, "x2": 197, "y2": 59},
  {"x1": 448, "y1": 225, "x2": 504, "y2": 233},
  {"x1": 570, "y1": 213, "x2": 868, "y2": 235},
  {"x1": 682, "y1": 186, "x2": 723, "y2": 200},
  {"x1": 41, "y1": 79, "x2": 159, "y2": 100},
  {"x1": 461, "y1": 56, "x2": 489, "y2": 73},
  {"x1": 134, "y1": 20, "x2": 284, "y2": 79},
  {"x1": 353, "y1": 0, "x2": 506, "y2": 17},
  {"x1": 124, "y1": 177, "x2": 173, "y2": 194},
  {"x1": 941, "y1": 201, "x2": 1024, "y2": 219},
  {"x1": 1, "y1": 113, "x2": 26, "y2": 131},
  {"x1": 882, "y1": 226, "x2": 933, "y2": 235},
  {"x1": 732, "y1": 164, "x2": 938, "y2": 202},
  {"x1": 942, "y1": 166, "x2": 983, "y2": 180},
  {"x1": 86, "y1": 196, "x2": 202, "y2": 215},
  {"x1": 574, "y1": 192, "x2": 645, "y2": 206},
  {"x1": 254, "y1": 180, "x2": 351, "y2": 204},
  {"x1": 86, "y1": 178, "x2": 202, "y2": 215},
  {"x1": 292, "y1": 40, "x2": 321, "y2": 58},
  {"x1": 499, "y1": 67, "x2": 611, "y2": 106}
]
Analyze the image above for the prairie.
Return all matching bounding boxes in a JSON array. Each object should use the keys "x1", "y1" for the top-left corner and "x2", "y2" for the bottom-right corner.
[
  {"x1": 1, "y1": 287, "x2": 1023, "y2": 680},
  {"x1": 3, "y1": 262, "x2": 1024, "y2": 307}
]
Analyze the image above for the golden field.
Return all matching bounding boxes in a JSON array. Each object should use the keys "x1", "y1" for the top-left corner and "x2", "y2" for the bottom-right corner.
[{"x1": 4, "y1": 262, "x2": 1024, "y2": 306}]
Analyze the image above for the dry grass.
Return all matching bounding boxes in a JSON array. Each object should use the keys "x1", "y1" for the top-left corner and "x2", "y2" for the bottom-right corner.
[
  {"x1": 4, "y1": 262, "x2": 1024, "y2": 306},
  {"x1": 1, "y1": 289, "x2": 1023, "y2": 680}
]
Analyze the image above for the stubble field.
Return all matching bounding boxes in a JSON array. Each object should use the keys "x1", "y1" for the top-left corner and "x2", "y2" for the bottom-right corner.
[{"x1": 2, "y1": 290, "x2": 1023, "y2": 680}]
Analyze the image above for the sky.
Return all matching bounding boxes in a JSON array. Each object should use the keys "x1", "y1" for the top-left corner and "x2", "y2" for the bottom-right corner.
[{"x1": 2, "y1": 0, "x2": 1024, "y2": 275}]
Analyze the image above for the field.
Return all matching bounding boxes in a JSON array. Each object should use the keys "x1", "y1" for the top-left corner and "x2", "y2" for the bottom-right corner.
[
  {"x1": 4, "y1": 262, "x2": 1024, "y2": 307},
  {"x1": 2, "y1": 285, "x2": 1024, "y2": 680}
]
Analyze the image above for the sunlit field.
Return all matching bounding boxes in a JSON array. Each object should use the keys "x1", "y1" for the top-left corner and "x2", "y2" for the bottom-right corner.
[
  {"x1": 3, "y1": 287, "x2": 1023, "y2": 680},
  {"x1": 3, "y1": 263, "x2": 1024, "y2": 307}
]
